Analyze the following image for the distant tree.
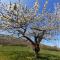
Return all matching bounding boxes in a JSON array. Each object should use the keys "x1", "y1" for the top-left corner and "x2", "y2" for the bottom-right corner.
[{"x1": 0, "y1": 0, "x2": 60, "y2": 59}]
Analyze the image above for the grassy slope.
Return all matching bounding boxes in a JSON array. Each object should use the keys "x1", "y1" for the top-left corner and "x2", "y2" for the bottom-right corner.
[{"x1": 0, "y1": 45, "x2": 60, "y2": 60}]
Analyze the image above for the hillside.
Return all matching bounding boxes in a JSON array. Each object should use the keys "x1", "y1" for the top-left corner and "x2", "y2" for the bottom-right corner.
[
  {"x1": 0, "y1": 35, "x2": 60, "y2": 60},
  {"x1": 0, "y1": 34, "x2": 60, "y2": 51},
  {"x1": 0, "y1": 34, "x2": 31, "y2": 46},
  {"x1": 0, "y1": 45, "x2": 60, "y2": 60}
]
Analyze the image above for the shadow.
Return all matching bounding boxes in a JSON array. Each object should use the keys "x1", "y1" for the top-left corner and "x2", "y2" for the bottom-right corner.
[
  {"x1": 10, "y1": 51, "x2": 60, "y2": 60},
  {"x1": 38, "y1": 53, "x2": 60, "y2": 60}
]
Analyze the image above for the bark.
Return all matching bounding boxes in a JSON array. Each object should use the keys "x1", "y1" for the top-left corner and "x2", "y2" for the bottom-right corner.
[
  {"x1": 23, "y1": 35, "x2": 35, "y2": 45},
  {"x1": 34, "y1": 44, "x2": 40, "y2": 58}
]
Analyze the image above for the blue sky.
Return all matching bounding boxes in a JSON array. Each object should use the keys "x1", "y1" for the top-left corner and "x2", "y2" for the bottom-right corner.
[
  {"x1": 1, "y1": 0, "x2": 60, "y2": 12},
  {"x1": 0, "y1": 0, "x2": 60, "y2": 47}
]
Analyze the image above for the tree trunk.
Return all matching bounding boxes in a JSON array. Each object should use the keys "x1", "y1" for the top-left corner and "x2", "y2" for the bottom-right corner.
[{"x1": 34, "y1": 44, "x2": 40, "y2": 59}]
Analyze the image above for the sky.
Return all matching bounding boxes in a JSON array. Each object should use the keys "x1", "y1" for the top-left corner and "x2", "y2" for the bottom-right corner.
[
  {"x1": 1, "y1": 0, "x2": 60, "y2": 12},
  {"x1": 0, "y1": 0, "x2": 60, "y2": 47}
]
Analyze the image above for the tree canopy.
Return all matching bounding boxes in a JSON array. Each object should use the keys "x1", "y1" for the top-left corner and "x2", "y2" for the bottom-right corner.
[{"x1": 0, "y1": 1, "x2": 60, "y2": 39}]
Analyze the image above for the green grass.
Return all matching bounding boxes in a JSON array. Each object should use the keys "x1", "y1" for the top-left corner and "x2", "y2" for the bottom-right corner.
[{"x1": 0, "y1": 45, "x2": 60, "y2": 60}]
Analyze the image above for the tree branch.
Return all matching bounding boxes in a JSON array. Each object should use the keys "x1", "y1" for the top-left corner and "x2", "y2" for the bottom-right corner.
[
  {"x1": 37, "y1": 30, "x2": 46, "y2": 43},
  {"x1": 23, "y1": 35, "x2": 35, "y2": 45}
]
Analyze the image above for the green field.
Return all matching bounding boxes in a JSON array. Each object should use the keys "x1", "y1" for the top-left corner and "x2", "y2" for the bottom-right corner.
[{"x1": 0, "y1": 45, "x2": 60, "y2": 60}]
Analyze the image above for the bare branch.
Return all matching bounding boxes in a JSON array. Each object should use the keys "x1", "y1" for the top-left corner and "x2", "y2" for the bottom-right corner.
[{"x1": 23, "y1": 35, "x2": 35, "y2": 45}]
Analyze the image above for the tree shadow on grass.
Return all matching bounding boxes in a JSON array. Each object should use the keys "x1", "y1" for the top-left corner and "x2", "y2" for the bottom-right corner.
[
  {"x1": 9, "y1": 51, "x2": 60, "y2": 60},
  {"x1": 39, "y1": 53, "x2": 60, "y2": 60}
]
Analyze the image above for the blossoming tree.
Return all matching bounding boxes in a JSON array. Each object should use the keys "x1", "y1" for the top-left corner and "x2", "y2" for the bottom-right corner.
[{"x1": 0, "y1": 0, "x2": 60, "y2": 58}]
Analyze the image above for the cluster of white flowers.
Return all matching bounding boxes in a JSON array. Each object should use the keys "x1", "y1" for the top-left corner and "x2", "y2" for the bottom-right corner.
[
  {"x1": 34, "y1": 1, "x2": 39, "y2": 11},
  {"x1": 54, "y1": 3, "x2": 60, "y2": 20}
]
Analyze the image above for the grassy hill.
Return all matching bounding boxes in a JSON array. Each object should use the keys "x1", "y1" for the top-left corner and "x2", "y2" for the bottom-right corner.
[
  {"x1": 0, "y1": 35, "x2": 60, "y2": 60},
  {"x1": 0, "y1": 45, "x2": 60, "y2": 60},
  {"x1": 0, "y1": 34, "x2": 60, "y2": 50}
]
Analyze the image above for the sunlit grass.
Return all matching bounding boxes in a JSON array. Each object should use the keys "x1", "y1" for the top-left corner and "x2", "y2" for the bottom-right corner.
[{"x1": 0, "y1": 45, "x2": 60, "y2": 60}]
